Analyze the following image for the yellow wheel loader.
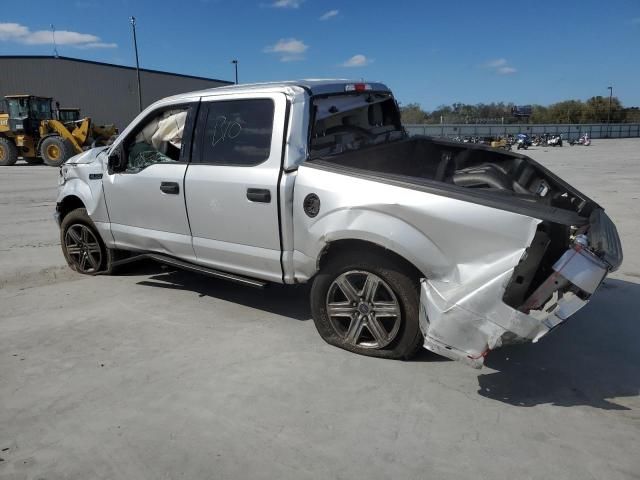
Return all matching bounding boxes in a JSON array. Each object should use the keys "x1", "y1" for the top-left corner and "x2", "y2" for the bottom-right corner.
[
  {"x1": 0, "y1": 95, "x2": 118, "y2": 167},
  {"x1": 490, "y1": 137, "x2": 512, "y2": 151}
]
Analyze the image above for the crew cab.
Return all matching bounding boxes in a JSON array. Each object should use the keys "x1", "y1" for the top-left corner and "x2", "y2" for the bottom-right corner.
[{"x1": 55, "y1": 80, "x2": 622, "y2": 367}]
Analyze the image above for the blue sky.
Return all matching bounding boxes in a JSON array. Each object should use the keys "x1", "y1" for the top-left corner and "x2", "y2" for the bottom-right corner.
[{"x1": 2, "y1": 0, "x2": 639, "y2": 109}]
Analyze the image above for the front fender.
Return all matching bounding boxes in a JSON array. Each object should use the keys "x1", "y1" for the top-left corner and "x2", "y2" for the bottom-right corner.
[
  {"x1": 56, "y1": 174, "x2": 114, "y2": 247},
  {"x1": 57, "y1": 146, "x2": 108, "y2": 222},
  {"x1": 57, "y1": 178, "x2": 91, "y2": 210},
  {"x1": 57, "y1": 176, "x2": 107, "y2": 218}
]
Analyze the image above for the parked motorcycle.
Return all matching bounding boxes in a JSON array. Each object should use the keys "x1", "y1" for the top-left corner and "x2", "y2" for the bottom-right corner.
[
  {"x1": 515, "y1": 133, "x2": 531, "y2": 150},
  {"x1": 547, "y1": 134, "x2": 563, "y2": 147},
  {"x1": 570, "y1": 134, "x2": 591, "y2": 146}
]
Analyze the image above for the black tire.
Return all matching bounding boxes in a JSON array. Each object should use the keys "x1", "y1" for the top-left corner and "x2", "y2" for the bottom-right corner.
[
  {"x1": 310, "y1": 249, "x2": 423, "y2": 360},
  {"x1": 41, "y1": 136, "x2": 72, "y2": 167},
  {"x1": 0, "y1": 137, "x2": 18, "y2": 166},
  {"x1": 60, "y1": 208, "x2": 113, "y2": 275},
  {"x1": 24, "y1": 157, "x2": 44, "y2": 165}
]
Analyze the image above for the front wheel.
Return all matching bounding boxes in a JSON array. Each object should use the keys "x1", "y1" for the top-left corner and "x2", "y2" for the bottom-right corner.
[
  {"x1": 0, "y1": 137, "x2": 18, "y2": 166},
  {"x1": 60, "y1": 208, "x2": 112, "y2": 274},
  {"x1": 41, "y1": 136, "x2": 73, "y2": 167},
  {"x1": 310, "y1": 250, "x2": 423, "y2": 359}
]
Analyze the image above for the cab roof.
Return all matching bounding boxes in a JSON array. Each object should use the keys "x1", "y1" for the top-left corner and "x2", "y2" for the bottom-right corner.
[
  {"x1": 5, "y1": 94, "x2": 52, "y2": 99},
  {"x1": 163, "y1": 79, "x2": 391, "y2": 102}
]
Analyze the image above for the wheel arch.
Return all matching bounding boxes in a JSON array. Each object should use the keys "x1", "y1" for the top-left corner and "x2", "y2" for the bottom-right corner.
[
  {"x1": 318, "y1": 239, "x2": 422, "y2": 282},
  {"x1": 295, "y1": 209, "x2": 453, "y2": 282},
  {"x1": 57, "y1": 194, "x2": 86, "y2": 222}
]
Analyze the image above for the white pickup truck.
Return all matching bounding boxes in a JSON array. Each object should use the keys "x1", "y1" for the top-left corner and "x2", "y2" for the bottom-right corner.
[{"x1": 55, "y1": 80, "x2": 622, "y2": 367}]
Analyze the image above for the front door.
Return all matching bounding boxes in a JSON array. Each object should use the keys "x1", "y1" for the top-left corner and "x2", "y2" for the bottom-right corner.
[
  {"x1": 184, "y1": 93, "x2": 287, "y2": 282},
  {"x1": 103, "y1": 102, "x2": 197, "y2": 260}
]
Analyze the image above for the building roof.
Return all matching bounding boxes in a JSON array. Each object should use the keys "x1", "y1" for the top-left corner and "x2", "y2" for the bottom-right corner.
[{"x1": 0, "y1": 55, "x2": 232, "y2": 85}]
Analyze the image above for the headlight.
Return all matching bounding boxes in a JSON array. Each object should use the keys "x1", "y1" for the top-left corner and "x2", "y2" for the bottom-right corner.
[{"x1": 58, "y1": 166, "x2": 66, "y2": 185}]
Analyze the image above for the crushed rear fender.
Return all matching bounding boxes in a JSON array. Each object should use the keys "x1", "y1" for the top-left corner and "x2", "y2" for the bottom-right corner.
[{"x1": 418, "y1": 210, "x2": 620, "y2": 368}]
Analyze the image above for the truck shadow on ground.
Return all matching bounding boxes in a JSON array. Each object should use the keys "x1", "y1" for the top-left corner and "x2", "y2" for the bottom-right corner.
[
  {"x1": 130, "y1": 262, "x2": 312, "y2": 321},
  {"x1": 126, "y1": 263, "x2": 639, "y2": 407},
  {"x1": 477, "y1": 278, "x2": 640, "y2": 410},
  {"x1": 131, "y1": 263, "x2": 450, "y2": 361}
]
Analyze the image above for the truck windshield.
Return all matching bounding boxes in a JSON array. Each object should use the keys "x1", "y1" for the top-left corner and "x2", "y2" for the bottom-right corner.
[
  {"x1": 310, "y1": 93, "x2": 404, "y2": 157},
  {"x1": 59, "y1": 110, "x2": 80, "y2": 122},
  {"x1": 7, "y1": 98, "x2": 29, "y2": 119},
  {"x1": 30, "y1": 98, "x2": 52, "y2": 120}
]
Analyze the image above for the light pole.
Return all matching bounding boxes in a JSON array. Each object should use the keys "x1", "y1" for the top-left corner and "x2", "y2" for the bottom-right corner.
[
  {"x1": 607, "y1": 86, "x2": 613, "y2": 137},
  {"x1": 50, "y1": 24, "x2": 59, "y2": 58},
  {"x1": 231, "y1": 59, "x2": 238, "y2": 84},
  {"x1": 130, "y1": 16, "x2": 143, "y2": 113}
]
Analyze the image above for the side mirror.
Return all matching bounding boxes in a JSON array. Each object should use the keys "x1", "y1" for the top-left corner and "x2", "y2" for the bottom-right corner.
[{"x1": 107, "y1": 146, "x2": 125, "y2": 173}]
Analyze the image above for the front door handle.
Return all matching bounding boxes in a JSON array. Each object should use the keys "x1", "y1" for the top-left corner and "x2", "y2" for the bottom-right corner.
[
  {"x1": 160, "y1": 182, "x2": 180, "y2": 195},
  {"x1": 246, "y1": 188, "x2": 271, "y2": 203}
]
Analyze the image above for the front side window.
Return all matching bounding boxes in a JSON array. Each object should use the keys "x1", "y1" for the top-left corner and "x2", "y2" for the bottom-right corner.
[
  {"x1": 7, "y1": 98, "x2": 29, "y2": 119},
  {"x1": 199, "y1": 99, "x2": 274, "y2": 166},
  {"x1": 124, "y1": 108, "x2": 189, "y2": 173}
]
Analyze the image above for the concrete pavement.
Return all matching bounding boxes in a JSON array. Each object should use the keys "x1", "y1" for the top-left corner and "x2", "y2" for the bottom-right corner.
[{"x1": 1, "y1": 140, "x2": 639, "y2": 480}]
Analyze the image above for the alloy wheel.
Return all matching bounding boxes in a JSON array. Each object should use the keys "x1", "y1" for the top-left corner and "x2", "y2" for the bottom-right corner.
[
  {"x1": 64, "y1": 224, "x2": 102, "y2": 273},
  {"x1": 326, "y1": 270, "x2": 402, "y2": 349}
]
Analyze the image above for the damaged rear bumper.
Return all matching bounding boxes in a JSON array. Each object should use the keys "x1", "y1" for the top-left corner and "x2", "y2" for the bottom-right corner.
[{"x1": 419, "y1": 210, "x2": 621, "y2": 369}]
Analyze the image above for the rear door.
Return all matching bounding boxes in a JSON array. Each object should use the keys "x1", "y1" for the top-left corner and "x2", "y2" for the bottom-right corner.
[
  {"x1": 184, "y1": 93, "x2": 288, "y2": 282},
  {"x1": 103, "y1": 101, "x2": 198, "y2": 260}
]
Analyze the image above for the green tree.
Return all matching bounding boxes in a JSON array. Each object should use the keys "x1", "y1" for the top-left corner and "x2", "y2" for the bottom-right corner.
[
  {"x1": 547, "y1": 100, "x2": 584, "y2": 123},
  {"x1": 399, "y1": 103, "x2": 428, "y2": 124},
  {"x1": 581, "y1": 96, "x2": 623, "y2": 123},
  {"x1": 530, "y1": 105, "x2": 550, "y2": 123},
  {"x1": 623, "y1": 107, "x2": 640, "y2": 123},
  {"x1": 400, "y1": 96, "x2": 634, "y2": 125}
]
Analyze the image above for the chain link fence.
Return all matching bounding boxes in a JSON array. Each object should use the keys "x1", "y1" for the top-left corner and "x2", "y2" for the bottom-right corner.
[{"x1": 404, "y1": 123, "x2": 640, "y2": 140}]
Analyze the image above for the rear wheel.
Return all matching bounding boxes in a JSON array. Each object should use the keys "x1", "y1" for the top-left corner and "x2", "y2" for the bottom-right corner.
[
  {"x1": 0, "y1": 137, "x2": 18, "y2": 166},
  {"x1": 60, "y1": 208, "x2": 113, "y2": 275},
  {"x1": 41, "y1": 136, "x2": 72, "y2": 167},
  {"x1": 310, "y1": 250, "x2": 423, "y2": 359}
]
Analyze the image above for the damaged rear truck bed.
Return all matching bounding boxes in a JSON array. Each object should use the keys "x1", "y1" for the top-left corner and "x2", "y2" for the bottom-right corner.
[{"x1": 55, "y1": 80, "x2": 623, "y2": 368}]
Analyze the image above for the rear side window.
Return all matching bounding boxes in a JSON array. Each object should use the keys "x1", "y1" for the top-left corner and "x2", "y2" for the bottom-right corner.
[{"x1": 198, "y1": 99, "x2": 274, "y2": 166}]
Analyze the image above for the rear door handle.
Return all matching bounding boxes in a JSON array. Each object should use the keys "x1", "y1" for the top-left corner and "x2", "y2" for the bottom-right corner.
[
  {"x1": 160, "y1": 182, "x2": 180, "y2": 195},
  {"x1": 246, "y1": 188, "x2": 271, "y2": 203}
]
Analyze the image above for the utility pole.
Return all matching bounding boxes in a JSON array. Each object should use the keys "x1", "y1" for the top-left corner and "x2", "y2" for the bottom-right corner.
[
  {"x1": 231, "y1": 59, "x2": 238, "y2": 84},
  {"x1": 607, "y1": 86, "x2": 613, "y2": 137},
  {"x1": 50, "y1": 24, "x2": 59, "y2": 58},
  {"x1": 130, "y1": 16, "x2": 143, "y2": 112}
]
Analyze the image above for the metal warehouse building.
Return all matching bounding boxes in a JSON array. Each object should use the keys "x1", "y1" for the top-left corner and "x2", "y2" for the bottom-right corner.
[{"x1": 0, "y1": 55, "x2": 232, "y2": 129}]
